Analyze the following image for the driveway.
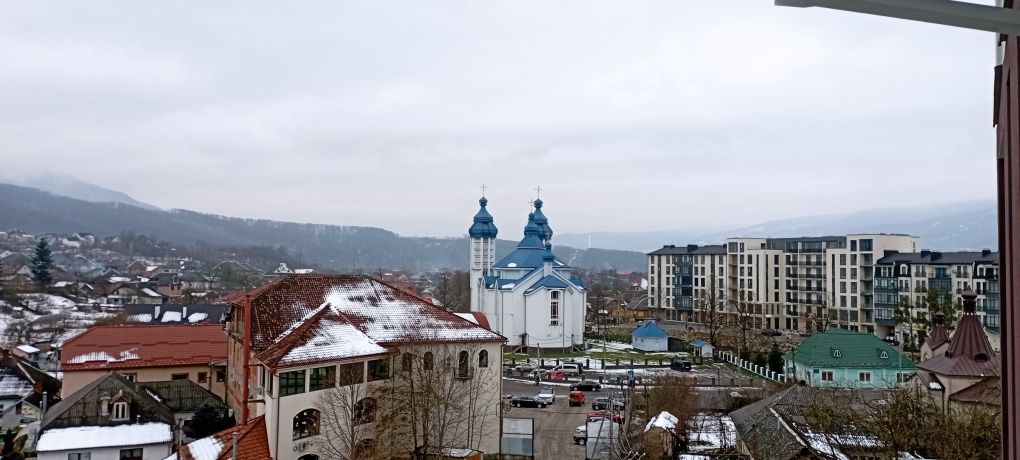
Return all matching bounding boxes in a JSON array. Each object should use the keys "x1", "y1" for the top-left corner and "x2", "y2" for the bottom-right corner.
[{"x1": 503, "y1": 379, "x2": 590, "y2": 460}]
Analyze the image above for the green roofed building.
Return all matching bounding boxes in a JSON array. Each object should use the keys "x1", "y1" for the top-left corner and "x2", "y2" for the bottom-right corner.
[{"x1": 785, "y1": 327, "x2": 915, "y2": 389}]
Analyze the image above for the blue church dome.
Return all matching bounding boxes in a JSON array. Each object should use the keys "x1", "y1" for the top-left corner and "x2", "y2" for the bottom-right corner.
[
  {"x1": 532, "y1": 198, "x2": 553, "y2": 241},
  {"x1": 468, "y1": 197, "x2": 498, "y2": 239},
  {"x1": 517, "y1": 213, "x2": 543, "y2": 249}
]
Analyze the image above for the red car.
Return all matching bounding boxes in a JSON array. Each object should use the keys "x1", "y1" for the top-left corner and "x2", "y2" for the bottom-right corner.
[
  {"x1": 568, "y1": 390, "x2": 586, "y2": 407},
  {"x1": 587, "y1": 410, "x2": 624, "y2": 424}
]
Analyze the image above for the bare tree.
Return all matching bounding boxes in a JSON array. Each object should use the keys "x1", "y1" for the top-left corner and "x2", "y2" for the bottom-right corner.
[
  {"x1": 2, "y1": 319, "x2": 30, "y2": 347},
  {"x1": 693, "y1": 285, "x2": 725, "y2": 346},
  {"x1": 317, "y1": 364, "x2": 376, "y2": 460},
  {"x1": 733, "y1": 292, "x2": 756, "y2": 359},
  {"x1": 373, "y1": 343, "x2": 501, "y2": 458},
  {"x1": 641, "y1": 375, "x2": 697, "y2": 455}
]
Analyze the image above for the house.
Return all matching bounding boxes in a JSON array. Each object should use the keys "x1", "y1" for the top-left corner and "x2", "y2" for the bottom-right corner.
[
  {"x1": 632, "y1": 320, "x2": 669, "y2": 352},
  {"x1": 226, "y1": 274, "x2": 506, "y2": 459},
  {"x1": 172, "y1": 415, "x2": 270, "y2": 460},
  {"x1": 785, "y1": 327, "x2": 915, "y2": 389},
  {"x1": 0, "y1": 351, "x2": 62, "y2": 428},
  {"x1": 37, "y1": 373, "x2": 231, "y2": 460},
  {"x1": 729, "y1": 384, "x2": 884, "y2": 460},
  {"x1": 123, "y1": 304, "x2": 228, "y2": 324},
  {"x1": 643, "y1": 411, "x2": 680, "y2": 460},
  {"x1": 96, "y1": 283, "x2": 164, "y2": 306},
  {"x1": 689, "y1": 339, "x2": 715, "y2": 358},
  {"x1": 909, "y1": 289, "x2": 1000, "y2": 411},
  {"x1": 60, "y1": 324, "x2": 228, "y2": 399}
]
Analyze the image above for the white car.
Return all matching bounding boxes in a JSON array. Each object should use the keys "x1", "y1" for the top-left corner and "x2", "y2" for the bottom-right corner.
[
  {"x1": 573, "y1": 425, "x2": 586, "y2": 445},
  {"x1": 536, "y1": 386, "x2": 555, "y2": 405}
]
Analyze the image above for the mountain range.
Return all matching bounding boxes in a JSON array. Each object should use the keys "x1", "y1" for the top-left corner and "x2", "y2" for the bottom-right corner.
[{"x1": 0, "y1": 179, "x2": 997, "y2": 273}]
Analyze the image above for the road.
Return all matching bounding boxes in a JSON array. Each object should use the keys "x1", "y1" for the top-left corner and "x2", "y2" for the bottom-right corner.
[{"x1": 503, "y1": 379, "x2": 590, "y2": 460}]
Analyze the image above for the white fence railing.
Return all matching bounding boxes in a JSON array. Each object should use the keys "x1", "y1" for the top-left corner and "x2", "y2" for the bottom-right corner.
[{"x1": 715, "y1": 350, "x2": 787, "y2": 383}]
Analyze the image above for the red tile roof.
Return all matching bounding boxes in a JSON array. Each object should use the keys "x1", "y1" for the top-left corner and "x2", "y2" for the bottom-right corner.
[
  {"x1": 241, "y1": 275, "x2": 504, "y2": 369},
  {"x1": 177, "y1": 415, "x2": 270, "y2": 460},
  {"x1": 60, "y1": 324, "x2": 226, "y2": 371},
  {"x1": 917, "y1": 311, "x2": 999, "y2": 377},
  {"x1": 949, "y1": 376, "x2": 1001, "y2": 406}
]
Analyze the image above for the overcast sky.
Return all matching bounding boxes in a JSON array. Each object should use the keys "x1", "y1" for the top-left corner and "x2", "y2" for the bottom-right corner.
[{"x1": 0, "y1": 1, "x2": 998, "y2": 238}]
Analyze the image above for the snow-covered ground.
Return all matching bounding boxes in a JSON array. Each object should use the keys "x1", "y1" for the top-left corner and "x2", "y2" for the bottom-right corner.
[
  {"x1": 687, "y1": 413, "x2": 737, "y2": 453},
  {"x1": 18, "y1": 293, "x2": 77, "y2": 312}
]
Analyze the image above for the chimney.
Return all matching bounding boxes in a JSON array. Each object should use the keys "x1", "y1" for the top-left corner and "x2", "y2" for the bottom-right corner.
[
  {"x1": 982, "y1": 249, "x2": 992, "y2": 257},
  {"x1": 182, "y1": 306, "x2": 188, "y2": 322},
  {"x1": 962, "y1": 288, "x2": 977, "y2": 314}
]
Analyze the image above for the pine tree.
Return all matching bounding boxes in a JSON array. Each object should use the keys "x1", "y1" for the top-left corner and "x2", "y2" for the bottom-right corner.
[{"x1": 31, "y1": 238, "x2": 54, "y2": 286}]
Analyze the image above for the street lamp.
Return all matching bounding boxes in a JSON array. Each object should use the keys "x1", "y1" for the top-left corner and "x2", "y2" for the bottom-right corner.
[{"x1": 775, "y1": 0, "x2": 1020, "y2": 35}]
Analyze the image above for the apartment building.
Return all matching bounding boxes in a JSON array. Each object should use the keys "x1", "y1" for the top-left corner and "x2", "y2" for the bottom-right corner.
[
  {"x1": 646, "y1": 244, "x2": 726, "y2": 321},
  {"x1": 648, "y1": 234, "x2": 919, "y2": 335},
  {"x1": 874, "y1": 249, "x2": 1000, "y2": 340}
]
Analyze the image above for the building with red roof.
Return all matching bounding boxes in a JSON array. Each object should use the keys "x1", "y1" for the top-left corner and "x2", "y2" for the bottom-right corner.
[
  {"x1": 225, "y1": 274, "x2": 505, "y2": 460},
  {"x1": 60, "y1": 323, "x2": 227, "y2": 399}
]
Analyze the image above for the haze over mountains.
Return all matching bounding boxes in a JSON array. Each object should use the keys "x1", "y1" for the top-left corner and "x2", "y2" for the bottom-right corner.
[{"x1": 0, "y1": 179, "x2": 996, "y2": 274}]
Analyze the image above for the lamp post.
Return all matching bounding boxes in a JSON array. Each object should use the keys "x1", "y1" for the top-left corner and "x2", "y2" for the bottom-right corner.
[{"x1": 773, "y1": 0, "x2": 1019, "y2": 456}]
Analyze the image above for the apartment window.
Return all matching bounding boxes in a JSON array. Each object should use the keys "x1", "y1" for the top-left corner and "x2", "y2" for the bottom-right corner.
[
  {"x1": 338, "y1": 362, "x2": 364, "y2": 386},
  {"x1": 840, "y1": 282, "x2": 847, "y2": 294},
  {"x1": 851, "y1": 297, "x2": 858, "y2": 308},
  {"x1": 851, "y1": 240, "x2": 857, "y2": 251},
  {"x1": 821, "y1": 371, "x2": 834, "y2": 382},
  {"x1": 840, "y1": 296, "x2": 847, "y2": 308},
  {"x1": 368, "y1": 358, "x2": 390, "y2": 382},
  {"x1": 748, "y1": 267, "x2": 754, "y2": 276},
  {"x1": 859, "y1": 372, "x2": 872, "y2": 382},
  {"x1": 112, "y1": 401, "x2": 129, "y2": 421},
  {"x1": 310, "y1": 366, "x2": 336, "y2": 391},
  {"x1": 851, "y1": 254, "x2": 858, "y2": 265},
  {"x1": 280, "y1": 370, "x2": 306, "y2": 396},
  {"x1": 68, "y1": 454, "x2": 91, "y2": 460},
  {"x1": 550, "y1": 291, "x2": 561, "y2": 325},
  {"x1": 860, "y1": 239, "x2": 873, "y2": 251},
  {"x1": 840, "y1": 254, "x2": 846, "y2": 265},
  {"x1": 119, "y1": 451, "x2": 143, "y2": 460},
  {"x1": 197, "y1": 372, "x2": 208, "y2": 383},
  {"x1": 216, "y1": 370, "x2": 226, "y2": 382},
  {"x1": 171, "y1": 373, "x2": 188, "y2": 381},
  {"x1": 840, "y1": 268, "x2": 846, "y2": 278},
  {"x1": 851, "y1": 268, "x2": 858, "y2": 280}
]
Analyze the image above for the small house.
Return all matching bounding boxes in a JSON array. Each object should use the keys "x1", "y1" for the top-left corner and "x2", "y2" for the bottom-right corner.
[
  {"x1": 785, "y1": 327, "x2": 915, "y2": 389},
  {"x1": 632, "y1": 320, "x2": 669, "y2": 352},
  {"x1": 689, "y1": 339, "x2": 715, "y2": 358}
]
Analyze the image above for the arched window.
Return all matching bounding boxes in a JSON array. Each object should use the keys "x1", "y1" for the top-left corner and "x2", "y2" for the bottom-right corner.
[
  {"x1": 293, "y1": 408, "x2": 320, "y2": 440},
  {"x1": 478, "y1": 350, "x2": 489, "y2": 368},
  {"x1": 297, "y1": 456, "x2": 319, "y2": 460},
  {"x1": 354, "y1": 397, "x2": 377, "y2": 425},
  {"x1": 458, "y1": 350, "x2": 470, "y2": 378},
  {"x1": 423, "y1": 352, "x2": 434, "y2": 371},
  {"x1": 402, "y1": 352, "x2": 413, "y2": 372}
]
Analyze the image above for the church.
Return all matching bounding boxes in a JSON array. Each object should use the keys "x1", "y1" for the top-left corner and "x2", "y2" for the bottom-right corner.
[{"x1": 468, "y1": 195, "x2": 586, "y2": 351}]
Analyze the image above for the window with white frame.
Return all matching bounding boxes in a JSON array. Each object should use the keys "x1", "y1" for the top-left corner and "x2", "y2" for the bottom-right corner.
[
  {"x1": 550, "y1": 291, "x2": 561, "y2": 325},
  {"x1": 859, "y1": 372, "x2": 872, "y2": 382},
  {"x1": 821, "y1": 371, "x2": 834, "y2": 381},
  {"x1": 111, "y1": 401, "x2": 129, "y2": 421}
]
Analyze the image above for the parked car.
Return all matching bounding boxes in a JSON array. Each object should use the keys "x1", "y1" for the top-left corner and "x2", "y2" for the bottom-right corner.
[
  {"x1": 592, "y1": 397, "x2": 625, "y2": 411},
  {"x1": 568, "y1": 390, "x2": 586, "y2": 407},
  {"x1": 536, "y1": 386, "x2": 556, "y2": 405},
  {"x1": 760, "y1": 329, "x2": 783, "y2": 337},
  {"x1": 526, "y1": 369, "x2": 549, "y2": 380},
  {"x1": 570, "y1": 380, "x2": 602, "y2": 392},
  {"x1": 511, "y1": 395, "x2": 548, "y2": 408},
  {"x1": 669, "y1": 359, "x2": 692, "y2": 371},
  {"x1": 515, "y1": 362, "x2": 537, "y2": 372},
  {"x1": 587, "y1": 410, "x2": 624, "y2": 424},
  {"x1": 573, "y1": 425, "x2": 586, "y2": 445},
  {"x1": 552, "y1": 362, "x2": 583, "y2": 376}
]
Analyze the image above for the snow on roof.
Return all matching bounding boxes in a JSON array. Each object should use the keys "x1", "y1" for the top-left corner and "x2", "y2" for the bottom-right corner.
[
  {"x1": 109, "y1": 276, "x2": 131, "y2": 283},
  {"x1": 455, "y1": 313, "x2": 478, "y2": 325},
  {"x1": 644, "y1": 411, "x2": 679, "y2": 433},
  {"x1": 67, "y1": 348, "x2": 140, "y2": 365},
  {"x1": 130, "y1": 314, "x2": 153, "y2": 323},
  {"x1": 0, "y1": 368, "x2": 34, "y2": 398},
  {"x1": 15, "y1": 345, "x2": 39, "y2": 354},
  {"x1": 270, "y1": 320, "x2": 390, "y2": 368},
  {"x1": 188, "y1": 312, "x2": 209, "y2": 323},
  {"x1": 928, "y1": 381, "x2": 943, "y2": 390},
  {"x1": 37, "y1": 422, "x2": 173, "y2": 451},
  {"x1": 161, "y1": 311, "x2": 183, "y2": 322},
  {"x1": 184, "y1": 435, "x2": 224, "y2": 460},
  {"x1": 141, "y1": 288, "x2": 161, "y2": 297}
]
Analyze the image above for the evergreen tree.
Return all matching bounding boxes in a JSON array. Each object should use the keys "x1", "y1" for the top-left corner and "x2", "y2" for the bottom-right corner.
[
  {"x1": 768, "y1": 343, "x2": 784, "y2": 374},
  {"x1": 30, "y1": 239, "x2": 54, "y2": 286}
]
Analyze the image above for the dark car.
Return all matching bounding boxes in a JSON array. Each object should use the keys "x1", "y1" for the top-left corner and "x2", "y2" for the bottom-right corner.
[
  {"x1": 592, "y1": 397, "x2": 625, "y2": 411},
  {"x1": 670, "y1": 359, "x2": 692, "y2": 371},
  {"x1": 510, "y1": 395, "x2": 548, "y2": 408},
  {"x1": 760, "y1": 329, "x2": 783, "y2": 337},
  {"x1": 570, "y1": 380, "x2": 602, "y2": 392}
]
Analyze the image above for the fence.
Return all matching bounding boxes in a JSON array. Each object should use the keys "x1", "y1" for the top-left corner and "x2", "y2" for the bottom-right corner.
[{"x1": 715, "y1": 350, "x2": 788, "y2": 383}]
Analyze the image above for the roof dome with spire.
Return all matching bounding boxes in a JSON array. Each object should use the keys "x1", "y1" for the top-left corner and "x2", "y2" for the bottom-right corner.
[
  {"x1": 917, "y1": 289, "x2": 999, "y2": 377},
  {"x1": 532, "y1": 198, "x2": 553, "y2": 241},
  {"x1": 468, "y1": 197, "x2": 498, "y2": 239},
  {"x1": 490, "y1": 211, "x2": 568, "y2": 270}
]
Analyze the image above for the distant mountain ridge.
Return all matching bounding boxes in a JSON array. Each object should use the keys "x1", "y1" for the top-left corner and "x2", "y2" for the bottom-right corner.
[
  {"x1": 0, "y1": 183, "x2": 645, "y2": 272},
  {"x1": 6, "y1": 174, "x2": 161, "y2": 211},
  {"x1": 556, "y1": 201, "x2": 997, "y2": 253}
]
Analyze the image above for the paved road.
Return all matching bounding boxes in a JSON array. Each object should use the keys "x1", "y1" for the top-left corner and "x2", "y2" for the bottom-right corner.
[{"x1": 503, "y1": 379, "x2": 590, "y2": 460}]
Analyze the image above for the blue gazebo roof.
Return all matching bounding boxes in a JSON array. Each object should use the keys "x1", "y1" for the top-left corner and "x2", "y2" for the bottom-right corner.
[{"x1": 633, "y1": 321, "x2": 668, "y2": 339}]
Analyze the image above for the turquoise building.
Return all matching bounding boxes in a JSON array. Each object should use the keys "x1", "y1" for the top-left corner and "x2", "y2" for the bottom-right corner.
[{"x1": 785, "y1": 327, "x2": 915, "y2": 389}]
